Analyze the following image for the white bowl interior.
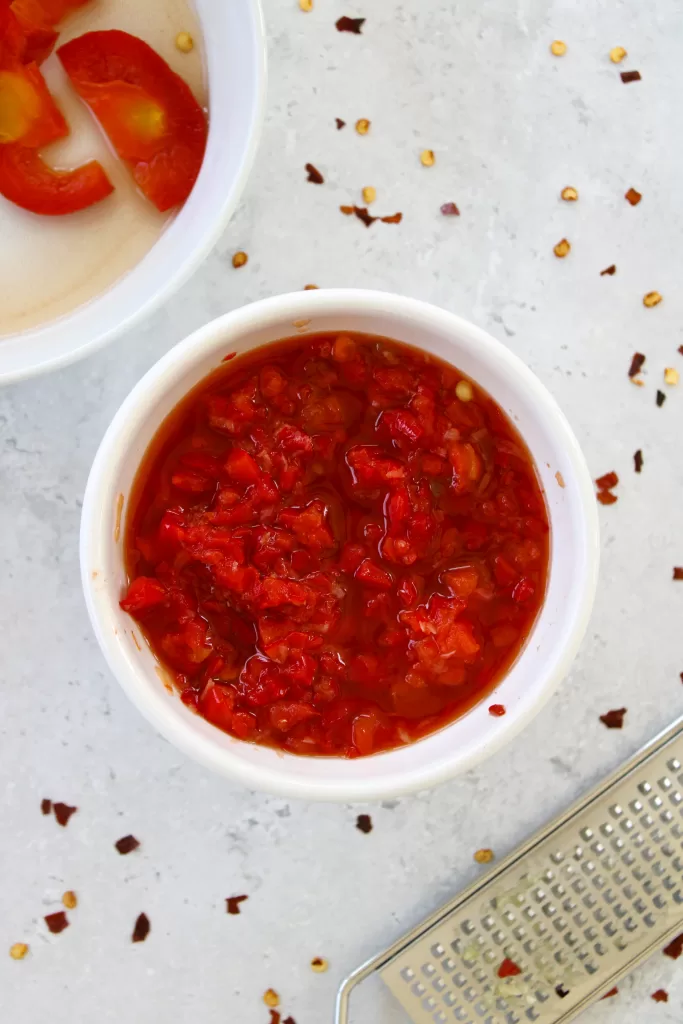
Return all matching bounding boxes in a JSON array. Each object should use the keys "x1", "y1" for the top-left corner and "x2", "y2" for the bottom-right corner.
[
  {"x1": 0, "y1": 0, "x2": 266, "y2": 383},
  {"x1": 81, "y1": 290, "x2": 599, "y2": 801}
]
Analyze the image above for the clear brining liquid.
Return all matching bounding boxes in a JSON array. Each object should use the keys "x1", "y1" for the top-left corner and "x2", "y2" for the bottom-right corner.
[{"x1": 0, "y1": 0, "x2": 206, "y2": 337}]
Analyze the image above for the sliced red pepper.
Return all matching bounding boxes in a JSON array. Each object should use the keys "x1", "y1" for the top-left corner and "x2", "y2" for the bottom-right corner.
[
  {"x1": 58, "y1": 30, "x2": 207, "y2": 211},
  {"x1": 0, "y1": 143, "x2": 113, "y2": 214},
  {"x1": 0, "y1": 62, "x2": 67, "y2": 146},
  {"x1": 13, "y1": 0, "x2": 90, "y2": 22}
]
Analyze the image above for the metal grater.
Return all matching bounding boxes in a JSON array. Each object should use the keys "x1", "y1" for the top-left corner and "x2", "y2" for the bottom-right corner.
[{"x1": 336, "y1": 716, "x2": 683, "y2": 1024}]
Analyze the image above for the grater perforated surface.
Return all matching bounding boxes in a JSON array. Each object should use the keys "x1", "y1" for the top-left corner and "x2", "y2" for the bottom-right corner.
[{"x1": 336, "y1": 717, "x2": 683, "y2": 1024}]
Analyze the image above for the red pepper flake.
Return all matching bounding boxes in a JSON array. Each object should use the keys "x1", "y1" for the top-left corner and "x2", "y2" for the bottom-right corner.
[
  {"x1": 673, "y1": 568, "x2": 683, "y2": 580},
  {"x1": 305, "y1": 163, "x2": 324, "y2": 184},
  {"x1": 335, "y1": 118, "x2": 346, "y2": 130},
  {"x1": 652, "y1": 989, "x2": 669, "y2": 1003},
  {"x1": 132, "y1": 912, "x2": 150, "y2": 943},
  {"x1": 625, "y1": 187, "x2": 642, "y2": 206},
  {"x1": 222, "y1": 352, "x2": 237, "y2": 362},
  {"x1": 620, "y1": 70, "x2": 641, "y2": 83},
  {"x1": 356, "y1": 813, "x2": 373, "y2": 834},
  {"x1": 41, "y1": 798, "x2": 52, "y2": 815},
  {"x1": 45, "y1": 911, "x2": 69, "y2": 934},
  {"x1": 269, "y1": 1013, "x2": 281, "y2": 1024},
  {"x1": 634, "y1": 449, "x2": 643, "y2": 473},
  {"x1": 53, "y1": 802, "x2": 77, "y2": 827},
  {"x1": 656, "y1": 389, "x2": 666, "y2": 407},
  {"x1": 664, "y1": 931, "x2": 683, "y2": 959},
  {"x1": 440, "y1": 201, "x2": 460, "y2": 216},
  {"x1": 600, "y1": 708, "x2": 627, "y2": 729},
  {"x1": 601, "y1": 986, "x2": 619, "y2": 999},
  {"x1": 115, "y1": 835, "x2": 140, "y2": 855},
  {"x1": 340, "y1": 205, "x2": 354, "y2": 215},
  {"x1": 497, "y1": 958, "x2": 522, "y2": 978},
  {"x1": 336, "y1": 16, "x2": 365, "y2": 33},
  {"x1": 489, "y1": 703, "x2": 506, "y2": 717},
  {"x1": 597, "y1": 491, "x2": 618, "y2": 505},
  {"x1": 600, "y1": 264, "x2": 617, "y2": 276},
  {"x1": 678, "y1": 344, "x2": 683, "y2": 356},
  {"x1": 226, "y1": 895, "x2": 249, "y2": 915},
  {"x1": 347, "y1": 205, "x2": 376, "y2": 227},
  {"x1": 596, "y1": 471, "x2": 619, "y2": 491},
  {"x1": 283, "y1": 1018, "x2": 296, "y2": 1024},
  {"x1": 628, "y1": 352, "x2": 646, "y2": 378},
  {"x1": 381, "y1": 212, "x2": 402, "y2": 224}
]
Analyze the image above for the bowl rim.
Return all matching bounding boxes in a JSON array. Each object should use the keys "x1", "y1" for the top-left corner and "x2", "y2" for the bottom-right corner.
[
  {"x1": 0, "y1": 0, "x2": 267, "y2": 385},
  {"x1": 80, "y1": 289, "x2": 600, "y2": 801}
]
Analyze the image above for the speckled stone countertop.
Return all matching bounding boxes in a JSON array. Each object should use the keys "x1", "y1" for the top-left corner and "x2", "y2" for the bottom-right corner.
[{"x1": 1, "y1": 2, "x2": 682, "y2": 1022}]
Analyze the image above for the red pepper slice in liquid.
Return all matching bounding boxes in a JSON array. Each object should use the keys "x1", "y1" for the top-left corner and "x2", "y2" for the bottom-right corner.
[
  {"x1": 3, "y1": 0, "x2": 90, "y2": 67},
  {"x1": 58, "y1": 30, "x2": 207, "y2": 211},
  {"x1": 0, "y1": 61, "x2": 67, "y2": 146},
  {"x1": 0, "y1": 143, "x2": 113, "y2": 214}
]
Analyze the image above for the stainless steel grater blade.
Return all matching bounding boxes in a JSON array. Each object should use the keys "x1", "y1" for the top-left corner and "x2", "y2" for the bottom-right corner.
[{"x1": 336, "y1": 715, "x2": 683, "y2": 1024}]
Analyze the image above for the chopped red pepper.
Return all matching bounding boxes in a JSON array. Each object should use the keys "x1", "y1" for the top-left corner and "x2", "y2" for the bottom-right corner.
[
  {"x1": 52, "y1": 801, "x2": 77, "y2": 826},
  {"x1": 663, "y1": 931, "x2": 683, "y2": 959},
  {"x1": 0, "y1": 143, "x2": 113, "y2": 213},
  {"x1": 497, "y1": 958, "x2": 522, "y2": 978},
  {"x1": 58, "y1": 30, "x2": 207, "y2": 211},
  {"x1": 595, "y1": 471, "x2": 618, "y2": 491},
  {"x1": 651, "y1": 989, "x2": 668, "y2": 1003},
  {"x1": 0, "y1": 61, "x2": 67, "y2": 147},
  {"x1": 226, "y1": 895, "x2": 249, "y2": 915},
  {"x1": 600, "y1": 708, "x2": 626, "y2": 729}
]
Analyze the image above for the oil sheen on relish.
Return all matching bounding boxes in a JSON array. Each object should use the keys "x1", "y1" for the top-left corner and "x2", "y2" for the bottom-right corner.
[{"x1": 121, "y1": 333, "x2": 550, "y2": 758}]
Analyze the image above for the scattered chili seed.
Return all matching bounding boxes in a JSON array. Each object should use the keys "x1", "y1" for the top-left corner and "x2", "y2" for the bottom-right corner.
[
  {"x1": 9, "y1": 943, "x2": 29, "y2": 960},
  {"x1": 656, "y1": 390, "x2": 667, "y2": 407},
  {"x1": 489, "y1": 704, "x2": 506, "y2": 717},
  {"x1": 628, "y1": 352, "x2": 646, "y2": 378},
  {"x1": 41, "y1": 798, "x2": 51, "y2": 815},
  {"x1": 600, "y1": 264, "x2": 616, "y2": 276},
  {"x1": 263, "y1": 989, "x2": 280, "y2": 1008},
  {"x1": 634, "y1": 449, "x2": 643, "y2": 473},
  {"x1": 498, "y1": 958, "x2": 522, "y2": 978},
  {"x1": 602, "y1": 986, "x2": 619, "y2": 999},
  {"x1": 305, "y1": 163, "x2": 324, "y2": 184},
  {"x1": 381, "y1": 212, "x2": 402, "y2": 224},
  {"x1": 232, "y1": 251, "x2": 248, "y2": 269},
  {"x1": 620, "y1": 70, "x2": 641, "y2": 83},
  {"x1": 355, "y1": 118, "x2": 370, "y2": 135},
  {"x1": 652, "y1": 989, "x2": 669, "y2": 1003},
  {"x1": 62, "y1": 890, "x2": 77, "y2": 910},
  {"x1": 335, "y1": 117, "x2": 346, "y2": 130},
  {"x1": 674, "y1": 568, "x2": 683, "y2": 581},
  {"x1": 610, "y1": 46, "x2": 627, "y2": 63},
  {"x1": 175, "y1": 32, "x2": 194, "y2": 53},
  {"x1": 596, "y1": 471, "x2": 619, "y2": 490},
  {"x1": 53, "y1": 802, "x2": 77, "y2": 827},
  {"x1": 597, "y1": 491, "x2": 618, "y2": 505},
  {"x1": 132, "y1": 913, "x2": 150, "y2": 943},
  {"x1": 625, "y1": 187, "x2": 642, "y2": 206},
  {"x1": 361, "y1": 186, "x2": 376, "y2": 204},
  {"x1": 420, "y1": 149, "x2": 435, "y2": 167},
  {"x1": 600, "y1": 708, "x2": 626, "y2": 729},
  {"x1": 561, "y1": 186, "x2": 578, "y2": 201},
  {"x1": 664, "y1": 367, "x2": 679, "y2": 385},
  {"x1": 336, "y1": 16, "x2": 365, "y2": 33},
  {"x1": 226, "y1": 895, "x2": 249, "y2": 915},
  {"x1": 555, "y1": 984, "x2": 570, "y2": 998},
  {"x1": 555, "y1": 471, "x2": 565, "y2": 488},
  {"x1": 311, "y1": 956, "x2": 329, "y2": 972},
  {"x1": 553, "y1": 238, "x2": 570, "y2": 258},
  {"x1": 664, "y1": 932, "x2": 683, "y2": 958},
  {"x1": 440, "y1": 201, "x2": 460, "y2": 216},
  {"x1": 356, "y1": 813, "x2": 373, "y2": 834},
  {"x1": 45, "y1": 911, "x2": 69, "y2": 934},
  {"x1": 474, "y1": 848, "x2": 494, "y2": 864},
  {"x1": 643, "y1": 291, "x2": 662, "y2": 308},
  {"x1": 550, "y1": 40, "x2": 566, "y2": 56},
  {"x1": 299, "y1": 0, "x2": 313, "y2": 10},
  {"x1": 115, "y1": 834, "x2": 140, "y2": 855},
  {"x1": 455, "y1": 380, "x2": 473, "y2": 402},
  {"x1": 303, "y1": 284, "x2": 318, "y2": 290}
]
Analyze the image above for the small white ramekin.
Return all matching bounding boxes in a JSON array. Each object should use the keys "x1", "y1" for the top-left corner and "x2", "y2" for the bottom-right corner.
[
  {"x1": 0, "y1": 0, "x2": 266, "y2": 383},
  {"x1": 80, "y1": 289, "x2": 599, "y2": 801}
]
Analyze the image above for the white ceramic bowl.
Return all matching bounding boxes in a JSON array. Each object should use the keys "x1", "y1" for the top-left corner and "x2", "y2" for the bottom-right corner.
[
  {"x1": 0, "y1": 0, "x2": 266, "y2": 383},
  {"x1": 80, "y1": 289, "x2": 599, "y2": 801}
]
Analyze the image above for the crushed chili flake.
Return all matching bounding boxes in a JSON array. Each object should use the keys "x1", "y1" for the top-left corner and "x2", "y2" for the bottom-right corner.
[
  {"x1": 41, "y1": 798, "x2": 52, "y2": 815},
  {"x1": 656, "y1": 389, "x2": 666, "y2": 407},
  {"x1": 673, "y1": 568, "x2": 683, "y2": 581},
  {"x1": 62, "y1": 891, "x2": 77, "y2": 910},
  {"x1": 226, "y1": 895, "x2": 249, "y2": 915},
  {"x1": 335, "y1": 118, "x2": 346, "y2": 130},
  {"x1": 311, "y1": 956, "x2": 329, "y2": 972},
  {"x1": 132, "y1": 912, "x2": 150, "y2": 943},
  {"x1": 600, "y1": 708, "x2": 626, "y2": 729},
  {"x1": 678, "y1": 345, "x2": 683, "y2": 356},
  {"x1": 555, "y1": 471, "x2": 565, "y2": 488},
  {"x1": 283, "y1": 1018, "x2": 296, "y2": 1024},
  {"x1": 269, "y1": 1013, "x2": 281, "y2": 1024},
  {"x1": 263, "y1": 989, "x2": 280, "y2": 1008},
  {"x1": 498, "y1": 958, "x2": 522, "y2": 978},
  {"x1": 340, "y1": 205, "x2": 354, "y2": 215},
  {"x1": 600, "y1": 264, "x2": 616, "y2": 276},
  {"x1": 625, "y1": 187, "x2": 642, "y2": 206},
  {"x1": 381, "y1": 212, "x2": 402, "y2": 224},
  {"x1": 601, "y1": 986, "x2": 619, "y2": 999},
  {"x1": 232, "y1": 251, "x2": 248, "y2": 269},
  {"x1": 336, "y1": 16, "x2": 365, "y2": 33},
  {"x1": 597, "y1": 490, "x2": 618, "y2": 505},
  {"x1": 664, "y1": 932, "x2": 683, "y2": 959},
  {"x1": 45, "y1": 911, "x2": 69, "y2": 934},
  {"x1": 596, "y1": 471, "x2": 618, "y2": 491},
  {"x1": 628, "y1": 352, "x2": 646, "y2": 378},
  {"x1": 53, "y1": 802, "x2": 77, "y2": 827},
  {"x1": 356, "y1": 814, "x2": 373, "y2": 834},
  {"x1": 634, "y1": 449, "x2": 643, "y2": 473},
  {"x1": 305, "y1": 163, "x2": 324, "y2": 185},
  {"x1": 349, "y1": 205, "x2": 376, "y2": 226},
  {"x1": 440, "y1": 202, "x2": 460, "y2": 216},
  {"x1": 303, "y1": 284, "x2": 319, "y2": 290},
  {"x1": 643, "y1": 291, "x2": 663, "y2": 308},
  {"x1": 489, "y1": 704, "x2": 506, "y2": 717},
  {"x1": 553, "y1": 238, "x2": 570, "y2": 258},
  {"x1": 474, "y1": 848, "x2": 494, "y2": 864},
  {"x1": 555, "y1": 984, "x2": 570, "y2": 998},
  {"x1": 115, "y1": 834, "x2": 140, "y2": 855},
  {"x1": 620, "y1": 70, "x2": 641, "y2": 83},
  {"x1": 651, "y1": 989, "x2": 669, "y2": 1003}
]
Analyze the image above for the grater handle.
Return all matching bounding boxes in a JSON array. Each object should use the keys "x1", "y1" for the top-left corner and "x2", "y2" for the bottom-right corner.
[{"x1": 334, "y1": 956, "x2": 381, "y2": 1023}]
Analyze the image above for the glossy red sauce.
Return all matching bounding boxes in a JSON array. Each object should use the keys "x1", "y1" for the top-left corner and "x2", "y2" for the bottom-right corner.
[{"x1": 121, "y1": 333, "x2": 549, "y2": 757}]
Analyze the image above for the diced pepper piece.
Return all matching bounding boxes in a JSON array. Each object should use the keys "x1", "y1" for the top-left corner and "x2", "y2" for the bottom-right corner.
[
  {"x1": 0, "y1": 63, "x2": 67, "y2": 146},
  {"x1": 0, "y1": 143, "x2": 113, "y2": 214}
]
